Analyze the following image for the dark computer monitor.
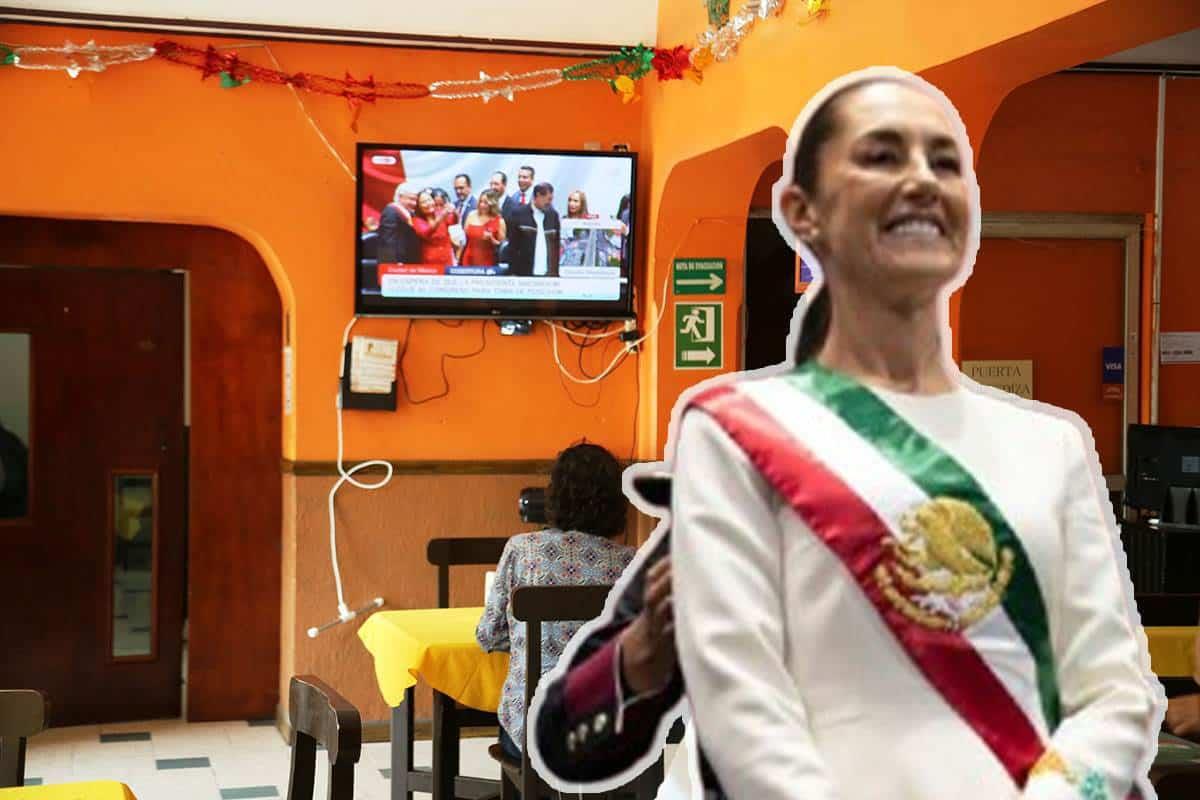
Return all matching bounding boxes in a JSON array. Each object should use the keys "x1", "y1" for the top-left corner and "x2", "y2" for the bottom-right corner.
[{"x1": 1126, "y1": 424, "x2": 1200, "y2": 525}]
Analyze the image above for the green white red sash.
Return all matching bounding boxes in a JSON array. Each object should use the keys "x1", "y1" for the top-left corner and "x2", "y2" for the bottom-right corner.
[{"x1": 687, "y1": 365, "x2": 1059, "y2": 788}]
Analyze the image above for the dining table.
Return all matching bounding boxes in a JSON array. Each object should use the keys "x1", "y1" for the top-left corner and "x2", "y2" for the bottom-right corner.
[
  {"x1": 0, "y1": 781, "x2": 136, "y2": 799},
  {"x1": 358, "y1": 606, "x2": 509, "y2": 800}
]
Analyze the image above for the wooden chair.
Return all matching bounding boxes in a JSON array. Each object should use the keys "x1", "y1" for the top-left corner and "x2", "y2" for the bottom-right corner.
[
  {"x1": 385, "y1": 537, "x2": 511, "y2": 800},
  {"x1": 286, "y1": 675, "x2": 362, "y2": 800},
  {"x1": 496, "y1": 584, "x2": 664, "y2": 800},
  {"x1": 426, "y1": 537, "x2": 510, "y2": 610},
  {"x1": 0, "y1": 689, "x2": 45, "y2": 788}
]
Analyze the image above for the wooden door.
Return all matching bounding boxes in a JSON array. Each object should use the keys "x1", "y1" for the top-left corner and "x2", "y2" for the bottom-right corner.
[
  {"x1": 960, "y1": 236, "x2": 1130, "y2": 476},
  {"x1": 0, "y1": 266, "x2": 186, "y2": 725}
]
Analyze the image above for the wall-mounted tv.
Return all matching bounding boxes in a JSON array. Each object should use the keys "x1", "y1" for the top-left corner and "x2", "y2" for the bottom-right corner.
[{"x1": 356, "y1": 144, "x2": 636, "y2": 320}]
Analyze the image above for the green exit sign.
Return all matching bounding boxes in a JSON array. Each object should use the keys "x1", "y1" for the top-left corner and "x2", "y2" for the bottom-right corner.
[{"x1": 673, "y1": 258, "x2": 726, "y2": 295}]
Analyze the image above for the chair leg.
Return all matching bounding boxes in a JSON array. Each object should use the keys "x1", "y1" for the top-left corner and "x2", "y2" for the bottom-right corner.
[
  {"x1": 328, "y1": 763, "x2": 354, "y2": 800},
  {"x1": 285, "y1": 732, "x2": 316, "y2": 800},
  {"x1": 500, "y1": 770, "x2": 517, "y2": 800}
]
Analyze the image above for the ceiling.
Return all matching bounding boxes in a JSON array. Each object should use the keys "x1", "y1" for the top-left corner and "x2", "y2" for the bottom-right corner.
[
  {"x1": 0, "y1": 0, "x2": 658, "y2": 54},
  {"x1": 1097, "y1": 27, "x2": 1200, "y2": 67}
]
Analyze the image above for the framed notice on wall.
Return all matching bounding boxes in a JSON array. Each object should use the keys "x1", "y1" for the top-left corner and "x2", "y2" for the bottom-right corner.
[{"x1": 962, "y1": 360, "x2": 1033, "y2": 399}]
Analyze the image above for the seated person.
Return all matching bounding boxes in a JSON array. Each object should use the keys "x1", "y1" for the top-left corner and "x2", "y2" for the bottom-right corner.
[
  {"x1": 529, "y1": 493, "x2": 728, "y2": 799},
  {"x1": 476, "y1": 442, "x2": 635, "y2": 760},
  {"x1": 1165, "y1": 617, "x2": 1200, "y2": 741}
]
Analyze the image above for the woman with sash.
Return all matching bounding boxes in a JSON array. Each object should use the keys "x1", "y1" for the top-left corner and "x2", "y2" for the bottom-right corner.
[{"x1": 671, "y1": 68, "x2": 1163, "y2": 800}]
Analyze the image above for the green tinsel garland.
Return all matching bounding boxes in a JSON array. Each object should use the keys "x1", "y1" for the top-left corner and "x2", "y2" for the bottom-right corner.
[
  {"x1": 562, "y1": 45, "x2": 656, "y2": 83},
  {"x1": 706, "y1": 0, "x2": 731, "y2": 26}
]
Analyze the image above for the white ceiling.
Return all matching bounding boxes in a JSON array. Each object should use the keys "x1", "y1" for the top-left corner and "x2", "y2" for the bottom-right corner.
[
  {"x1": 0, "y1": 0, "x2": 658, "y2": 53},
  {"x1": 1098, "y1": 27, "x2": 1200, "y2": 66}
]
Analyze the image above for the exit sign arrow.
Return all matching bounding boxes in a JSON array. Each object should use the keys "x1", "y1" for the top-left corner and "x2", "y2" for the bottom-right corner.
[
  {"x1": 675, "y1": 273, "x2": 724, "y2": 292},
  {"x1": 673, "y1": 258, "x2": 726, "y2": 296},
  {"x1": 681, "y1": 347, "x2": 716, "y2": 364}
]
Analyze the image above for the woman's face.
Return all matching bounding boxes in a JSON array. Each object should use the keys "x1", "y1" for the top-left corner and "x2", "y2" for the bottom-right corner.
[
  {"x1": 478, "y1": 194, "x2": 494, "y2": 215},
  {"x1": 433, "y1": 193, "x2": 447, "y2": 209},
  {"x1": 786, "y1": 81, "x2": 969, "y2": 303},
  {"x1": 418, "y1": 192, "x2": 436, "y2": 216},
  {"x1": 567, "y1": 193, "x2": 582, "y2": 215}
]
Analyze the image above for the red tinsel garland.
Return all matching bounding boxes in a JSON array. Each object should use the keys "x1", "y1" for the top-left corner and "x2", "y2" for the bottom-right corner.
[{"x1": 152, "y1": 40, "x2": 431, "y2": 102}]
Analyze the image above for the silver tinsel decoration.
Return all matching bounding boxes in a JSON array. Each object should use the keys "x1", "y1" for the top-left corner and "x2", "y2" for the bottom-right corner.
[
  {"x1": 7, "y1": 39, "x2": 156, "y2": 78},
  {"x1": 694, "y1": 0, "x2": 784, "y2": 62},
  {"x1": 428, "y1": 68, "x2": 563, "y2": 102}
]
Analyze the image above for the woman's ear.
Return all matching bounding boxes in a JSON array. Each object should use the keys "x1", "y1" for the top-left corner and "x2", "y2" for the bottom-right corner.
[{"x1": 780, "y1": 184, "x2": 820, "y2": 245}]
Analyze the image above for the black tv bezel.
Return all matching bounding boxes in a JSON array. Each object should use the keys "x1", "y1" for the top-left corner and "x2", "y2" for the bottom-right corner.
[{"x1": 355, "y1": 142, "x2": 637, "y2": 321}]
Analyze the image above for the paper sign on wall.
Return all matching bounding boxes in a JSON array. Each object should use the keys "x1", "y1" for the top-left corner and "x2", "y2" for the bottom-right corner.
[
  {"x1": 283, "y1": 346, "x2": 294, "y2": 416},
  {"x1": 1161, "y1": 332, "x2": 1200, "y2": 364},
  {"x1": 962, "y1": 360, "x2": 1033, "y2": 399},
  {"x1": 350, "y1": 336, "x2": 399, "y2": 394}
]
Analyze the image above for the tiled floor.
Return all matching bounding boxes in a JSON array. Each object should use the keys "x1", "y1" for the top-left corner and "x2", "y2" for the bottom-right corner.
[
  {"x1": 25, "y1": 717, "x2": 684, "y2": 799},
  {"x1": 22, "y1": 718, "x2": 504, "y2": 800}
]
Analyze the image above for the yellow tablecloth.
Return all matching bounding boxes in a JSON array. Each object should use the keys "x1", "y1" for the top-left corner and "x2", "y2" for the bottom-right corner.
[
  {"x1": 0, "y1": 781, "x2": 135, "y2": 799},
  {"x1": 358, "y1": 607, "x2": 509, "y2": 712},
  {"x1": 1147, "y1": 626, "x2": 1197, "y2": 679}
]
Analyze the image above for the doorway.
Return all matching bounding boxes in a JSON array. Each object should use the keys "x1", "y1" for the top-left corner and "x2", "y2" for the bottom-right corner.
[
  {"x1": 743, "y1": 214, "x2": 802, "y2": 371},
  {"x1": 962, "y1": 213, "x2": 1142, "y2": 484},
  {"x1": 0, "y1": 265, "x2": 187, "y2": 725}
]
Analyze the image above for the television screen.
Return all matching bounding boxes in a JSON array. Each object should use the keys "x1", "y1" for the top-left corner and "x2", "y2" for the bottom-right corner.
[{"x1": 356, "y1": 144, "x2": 636, "y2": 319}]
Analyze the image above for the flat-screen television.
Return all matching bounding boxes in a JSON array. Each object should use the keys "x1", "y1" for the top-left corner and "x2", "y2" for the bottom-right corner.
[{"x1": 356, "y1": 144, "x2": 637, "y2": 319}]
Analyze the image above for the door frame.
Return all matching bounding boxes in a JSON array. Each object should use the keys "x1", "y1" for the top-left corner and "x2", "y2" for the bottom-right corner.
[{"x1": 979, "y1": 212, "x2": 1142, "y2": 489}]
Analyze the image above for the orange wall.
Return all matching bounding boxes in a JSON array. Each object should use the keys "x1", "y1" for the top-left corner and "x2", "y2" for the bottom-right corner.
[
  {"x1": 977, "y1": 73, "x2": 1200, "y2": 427},
  {"x1": 639, "y1": 0, "x2": 1200, "y2": 458},
  {"x1": 1161, "y1": 78, "x2": 1200, "y2": 426},
  {"x1": 0, "y1": 23, "x2": 646, "y2": 463}
]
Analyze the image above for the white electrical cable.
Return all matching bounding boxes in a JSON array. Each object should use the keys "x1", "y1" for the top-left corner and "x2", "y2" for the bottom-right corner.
[
  {"x1": 545, "y1": 265, "x2": 671, "y2": 385},
  {"x1": 545, "y1": 321, "x2": 624, "y2": 339},
  {"x1": 308, "y1": 317, "x2": 391, "y2": 638},
  {"x1": 544, "y1": 216, "x2": 733, "y2": 385}
]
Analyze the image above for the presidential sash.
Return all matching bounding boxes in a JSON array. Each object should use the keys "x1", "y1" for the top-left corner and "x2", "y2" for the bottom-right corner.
[{"x1": 686, "y1": 363, "x2": 1137, "y2": 799}]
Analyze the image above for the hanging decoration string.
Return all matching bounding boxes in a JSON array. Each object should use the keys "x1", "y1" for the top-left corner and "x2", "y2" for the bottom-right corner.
[
  {"x1": 0, "y1": 0, "x2": 828, "y2": 107},
  {"x1": 152, "y1": 40, "x2": 431, "y2": 101},
  {"x1": 1, "y1": 39, "x2": 155, "y2": 76},
  {"x1": 260, "y1": 44, "x2": 356, "y2": 181},
  {"x1": 428, "y1": 68, "x2": 563, "y2": 102}
]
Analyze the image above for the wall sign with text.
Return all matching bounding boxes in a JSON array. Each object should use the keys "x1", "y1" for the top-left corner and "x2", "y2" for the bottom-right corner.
[
  {"x1": 962, "y1": 360, "x2": 1033, "y2": 399},
  {"x1": 672, "y1": 258, "x2": 726, "y2": 295}
]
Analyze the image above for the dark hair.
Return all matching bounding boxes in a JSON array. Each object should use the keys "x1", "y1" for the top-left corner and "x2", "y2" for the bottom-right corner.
[
  {"x1": 492, "y1": 171, "x2": 507, "y2": 186},
  {"x1": 454, "y1": 173, "x2": 471, "y2": 186},
  {"x1": 431, "y1": 187, "x2": 451, "y2": 203},
  {"x1": 789, "y1": 83, "x2": 868, "y2": 364},
  {"x1": 617, "y1": 194, "x2": 631, "y2": 218},
  {"x1": 520, "y1": 165, "x2": 535, "y2": 177},
  {"x1": 533, "y1": 182, "x2": 554, "y2": 199},
  {"x1": 546, "y1": 442, "x2": 626, "y2": 538}
]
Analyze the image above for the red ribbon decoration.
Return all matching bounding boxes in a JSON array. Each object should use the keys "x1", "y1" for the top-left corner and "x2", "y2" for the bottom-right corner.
[
  {"x1": 153, "y1": 40, "x2": 431, "y2": 101},
  {"x1": 651, "y1": 45, "x2": 692, "y2": 81}
]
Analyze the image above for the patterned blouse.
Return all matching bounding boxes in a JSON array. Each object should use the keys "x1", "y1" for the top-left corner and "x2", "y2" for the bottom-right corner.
[{"x1": 476, "y1": 529, "x2": 635, "y2": 749}]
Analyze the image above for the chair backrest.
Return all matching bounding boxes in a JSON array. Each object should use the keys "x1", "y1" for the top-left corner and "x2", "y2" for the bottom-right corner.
[
  {"x1": 0, "y1": 689, "x2": 46, "y2": 788},
  {"x1": 511, "y1": 585, "x2": 664, "y2": 800},
  {"x1": 286, "y1": 676, "x2": 362, "y2": 800},
  {"x1": 426, "y1": 537, "x2": 509, "y2": 608},
  {"x1": 631, "y1": 472, "x2": 672, "y2": 511}
]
